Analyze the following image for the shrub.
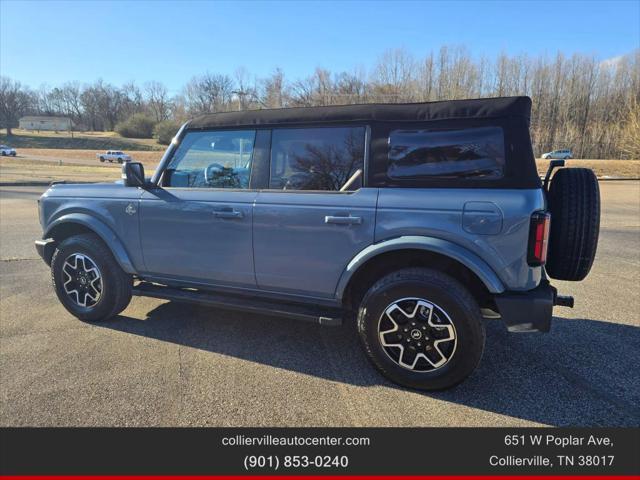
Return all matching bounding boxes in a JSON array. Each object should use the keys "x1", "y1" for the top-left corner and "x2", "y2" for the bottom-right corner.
[
  {"x1": 115, "y1": 113, "x2": 156, "y2": 139},
  {"x1": 154, "y1": 120, "x2": 182, "y2": 145}
]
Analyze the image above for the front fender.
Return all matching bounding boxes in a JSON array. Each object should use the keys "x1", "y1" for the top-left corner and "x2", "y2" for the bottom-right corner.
[
  {"x1": 335, "y1": 235, "x2": 505, "y2": 299},
  {"x1": 44, "y1": 213, "x2": 136, "y2": 274}
]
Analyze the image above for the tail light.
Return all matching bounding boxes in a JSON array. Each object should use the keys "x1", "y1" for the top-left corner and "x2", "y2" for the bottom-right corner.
[{"x1": 528, "y1": 212, "x2": 551, "y2": 266}]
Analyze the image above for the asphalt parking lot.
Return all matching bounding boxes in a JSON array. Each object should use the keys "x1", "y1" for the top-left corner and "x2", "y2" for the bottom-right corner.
[{"x1": 1, "y1": 182, "x2": 639, "y2": 427}]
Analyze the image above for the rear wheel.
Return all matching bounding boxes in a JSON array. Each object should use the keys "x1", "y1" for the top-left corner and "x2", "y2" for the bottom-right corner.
[
  {"x1": 99, "y1": 156, "x2": 105, "y2": 162},
  {"x1": 357, "y1": 268, "x2": 485, "y2": 390},
  {"x1": 51, "y1": 233, "x2": 132, "y2": 322},
  {"x1": 546, "y1": 168, "x2": 600, "y2": 281}
]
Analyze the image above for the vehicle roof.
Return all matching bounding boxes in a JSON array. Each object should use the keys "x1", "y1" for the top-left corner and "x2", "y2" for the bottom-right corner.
[{"x1": 188, "y1": 96, "x2": 532, "y2": 130}]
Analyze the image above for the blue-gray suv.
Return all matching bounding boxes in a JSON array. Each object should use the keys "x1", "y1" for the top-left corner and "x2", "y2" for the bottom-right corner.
[{"x1": 35, "y1": 97, "x2": 600, "y2": 390}]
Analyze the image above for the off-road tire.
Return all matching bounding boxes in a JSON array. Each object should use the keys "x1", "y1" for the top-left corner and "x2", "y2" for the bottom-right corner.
[
  {"x1": 51, "y1": 233, "x2": 132, "y2": 322},
  {"x1": 357, "y1": 268, "x2": 485, "y2": 390},
  {"x1": 546, "y1": 168, "x2": 600, "y2": 281},
  {"x1": 118, "y1": 158, "x2": 123, "y2": 164},
  {"x1": 99, "y1": 156, "x2": 105, "y2": 162}
]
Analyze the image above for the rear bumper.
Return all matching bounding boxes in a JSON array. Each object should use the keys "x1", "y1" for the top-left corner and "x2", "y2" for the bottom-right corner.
[
  {"x1": 494, "y1": 280, "x2": 569, "y2": 333},
  {"x1": 35, "y1": 239, "x2": 56, "y2": 266}
]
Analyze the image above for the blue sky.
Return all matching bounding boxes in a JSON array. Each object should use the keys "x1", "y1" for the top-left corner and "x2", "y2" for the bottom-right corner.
[{"x1": 1, "y1": 0, "x2": 638, "y2": 93}]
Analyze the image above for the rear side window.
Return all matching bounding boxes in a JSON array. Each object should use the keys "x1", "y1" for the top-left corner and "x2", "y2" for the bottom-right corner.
[
  {"x1": 388, "y1": 126, "x2": 505, "y2": 180},
  {"x1": 269, "y1": 126, "x2": 365, "y2": 191}
]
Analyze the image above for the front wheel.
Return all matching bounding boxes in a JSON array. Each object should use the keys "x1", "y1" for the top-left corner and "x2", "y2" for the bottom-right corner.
[
  {"x1": 357, "y1": 268, "x2": 485, "y2": 390},
  {"x1": 51, "y1": 233, "x2": 132, "y2": 322}
]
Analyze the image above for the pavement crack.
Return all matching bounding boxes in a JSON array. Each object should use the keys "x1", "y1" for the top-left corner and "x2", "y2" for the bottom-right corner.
[
  {"x1": 177, "y1": 346, "x2": 186, "y2": 422},
  {"x1": 1, "y1": 257, "x2": 40, "y2": 262}
]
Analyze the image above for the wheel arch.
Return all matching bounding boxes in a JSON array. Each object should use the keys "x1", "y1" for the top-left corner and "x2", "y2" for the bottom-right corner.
[
  {"x1": 44, "y1": 214, "x2": 136, "y2": 274},
  {"x1": 337, "y1": 236, "x2": 505, "y2": 310}
]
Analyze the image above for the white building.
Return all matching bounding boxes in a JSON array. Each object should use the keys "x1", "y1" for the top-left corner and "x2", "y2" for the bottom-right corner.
[{"x1": 19, "y1": 116, "x2": 73, "y2": 131}]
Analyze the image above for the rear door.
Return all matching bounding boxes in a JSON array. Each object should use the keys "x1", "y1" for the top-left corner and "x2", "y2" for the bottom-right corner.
[{"x1": 253, "y1": 126, "x2": 377, "y2": 299}]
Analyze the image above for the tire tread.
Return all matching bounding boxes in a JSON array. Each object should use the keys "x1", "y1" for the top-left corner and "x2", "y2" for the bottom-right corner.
[
  {"x1": 51, "y1": 233, "x2": 132, "y2": 322},
  {"x1": 356, "y1": 267, "x2": 485, "y2": 390},
  {"x1": 546, "y1": 168, "x2": 600, "y2": 281}
]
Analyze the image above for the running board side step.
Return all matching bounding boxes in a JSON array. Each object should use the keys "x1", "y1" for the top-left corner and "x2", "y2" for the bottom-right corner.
[{"x1": 132, "y1": 282, "x2": 344, "y2": 326}]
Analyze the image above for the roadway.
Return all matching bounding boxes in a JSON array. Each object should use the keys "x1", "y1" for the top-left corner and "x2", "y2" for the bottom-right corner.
[{"x1": 1, "y1": 182, "x2": 638, "y2": 426}]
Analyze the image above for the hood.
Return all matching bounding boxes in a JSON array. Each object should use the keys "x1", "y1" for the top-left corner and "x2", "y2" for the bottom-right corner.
[{"x1": 42, "y1": 181, "x2": 140, "y2": 200}]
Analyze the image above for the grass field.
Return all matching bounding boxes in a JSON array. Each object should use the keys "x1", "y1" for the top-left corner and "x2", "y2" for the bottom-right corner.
[
  {"x1": 0, "y1": 129, "x2": 165, "y2": 151},
  {"x1": 14, "y1": 148, "x2": 163, "y2": 165},
  {"x1": 0, "y1": 157, "x2": 128, "y2": 184}
]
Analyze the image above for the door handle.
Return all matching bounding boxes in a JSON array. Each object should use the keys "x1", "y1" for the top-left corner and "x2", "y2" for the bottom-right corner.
[
  {"x1": 213, "y1": 208, "x2": 244, "y2": 219},
  {"x1": 324, "y1": 215, "x2": 362, "y2": 225}
]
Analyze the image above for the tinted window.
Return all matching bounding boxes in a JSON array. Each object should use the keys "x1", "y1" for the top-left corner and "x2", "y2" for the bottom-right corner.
[
  {"x1": 388, "y1": 126, "x2": 504, "y2": 180},
  {"x1": 165, "y1": 130, "x2": 255, "y2": 188},
  {"x1": 270, "y1": 127, "x2": 365, "y2": 191}
]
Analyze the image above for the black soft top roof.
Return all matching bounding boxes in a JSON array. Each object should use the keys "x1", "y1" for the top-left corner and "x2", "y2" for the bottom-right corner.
[{"x1": 187, "y1": 96, "x2": 532, "y2": 129}]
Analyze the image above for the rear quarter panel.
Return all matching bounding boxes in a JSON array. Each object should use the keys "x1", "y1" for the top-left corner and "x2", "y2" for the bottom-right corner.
[{"x1": 375, "y1": 188, "x2": 546, "y2": 291}]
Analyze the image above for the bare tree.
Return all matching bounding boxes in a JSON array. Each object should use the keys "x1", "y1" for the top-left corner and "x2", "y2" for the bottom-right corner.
[
  {"x1": 371, "y1": 48, "x2": 416, "y2": 102},
  {"x1": 334, "y1": 69, "x2": 367, "y2": 104},
  {"x1": 184, "y1": 73, "x2": 234, "y2": 114},
  {"x1": 620, "y1": 98, "x2": 640, "y2": 159},
  {"x1": 145, "y1": 81, "x2": 171, "y2": 122},
  {"x1": 260, "y1": 68, "x2": 287, "y2": 108},
  {"x1": 0, "y1": 77, "x2": 33, "y2": 135},
  {"x1": 120, "y1": 82, "x2": 144, "y2": 120},
  {"x1": 233, "y1": 67, "x2": 259, "y2": 111}
]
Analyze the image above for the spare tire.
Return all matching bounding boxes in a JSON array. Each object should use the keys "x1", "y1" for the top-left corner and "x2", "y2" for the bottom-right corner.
[{"x1": 546, "y1": 168, "x2": 600, "y2": 281}]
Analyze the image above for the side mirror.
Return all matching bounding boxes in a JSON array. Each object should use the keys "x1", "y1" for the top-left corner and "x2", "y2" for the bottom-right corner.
[{"x1": 122, "y1": 162, "x2": 146, "y2": 187}]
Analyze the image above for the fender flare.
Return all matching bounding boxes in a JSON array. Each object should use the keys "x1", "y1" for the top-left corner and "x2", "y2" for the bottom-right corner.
[
  {"x1": 44, "y1": 213, "x2": 136, "y2": 274},
  {"x1": 335, "y1": 235, "x2": 505, "y2": 299}
]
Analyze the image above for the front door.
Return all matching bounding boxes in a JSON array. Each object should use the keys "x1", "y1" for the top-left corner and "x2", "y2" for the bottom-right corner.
[
  {"x1": 253, "y1": 126, "x2": 377, "y2": 298},
  {"x1": 139, "y1": 129, "x2": 259, "y2": 288}
]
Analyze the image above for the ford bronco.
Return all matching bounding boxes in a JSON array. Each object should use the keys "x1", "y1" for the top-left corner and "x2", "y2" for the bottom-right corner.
[{"x1": 35, "y1": 97, "x2": 600, "y2": 390}]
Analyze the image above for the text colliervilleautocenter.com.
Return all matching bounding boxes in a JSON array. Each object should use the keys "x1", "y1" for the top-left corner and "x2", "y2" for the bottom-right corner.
[{"x1": 222, "y1": 434, "x2": 371, "y2": 447}]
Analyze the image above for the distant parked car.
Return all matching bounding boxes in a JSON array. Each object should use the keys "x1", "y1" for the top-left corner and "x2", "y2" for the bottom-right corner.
[
  {"x1": 97, "y1": 151, "x2": 132, "y2": 163},
  {"x1": 0, "y1": 145, "x2": 17, "y2": 156},
  {"x1": 542, "y1": 149, "x2": 572, "y2": 159}
]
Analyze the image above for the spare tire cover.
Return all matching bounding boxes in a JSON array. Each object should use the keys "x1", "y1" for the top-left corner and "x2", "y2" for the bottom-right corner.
[{"x1": 546, "y1": 168, "x2": 600, "y2": 281}]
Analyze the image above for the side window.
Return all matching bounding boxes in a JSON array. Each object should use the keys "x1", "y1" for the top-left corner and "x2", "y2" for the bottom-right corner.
[
  {"x1": 269, "y1": 126, "x2": 365, "y2": 191},
  {"x1": 388, "y1": 126, "x2": 505, "y2": 180},
  {"x1": 164, "y1": 130, "x2": 255, "y2": 189}
]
